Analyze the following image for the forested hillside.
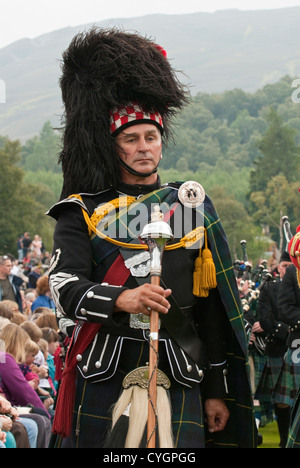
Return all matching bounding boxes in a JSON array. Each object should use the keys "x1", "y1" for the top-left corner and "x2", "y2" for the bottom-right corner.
[
  {"x1": 1, "y1": 7, "x2": 300, "y2": 141},
  {"x1": 1, "y1": 76, "x2": 299, "y2": 261}
]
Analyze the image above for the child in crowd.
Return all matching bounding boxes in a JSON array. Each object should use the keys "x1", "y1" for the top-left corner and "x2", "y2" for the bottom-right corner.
[
  {"x1": 19, "y1": 339, "x2": 40, "y2": 390},
  {"x1": 23, "y1": 290, "x2": 37, "y2": 318},
  {"x1": 19, "y1": 339, "x2": 54, "y2": 412},
  {"x1": 0, "y1": 300, "x2": 19, "y2": 320},
  {"x1": 40, "y1": 328, "x2": 60, "y2": 393},
  {"x1": 19, "y1": 321, "x2": 50, "y2": 390}
]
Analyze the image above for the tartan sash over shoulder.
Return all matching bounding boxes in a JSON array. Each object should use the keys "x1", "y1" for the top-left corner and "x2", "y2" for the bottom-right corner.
[{"x1": 78, "y1": 183, "x2": 248, "y2": 356}]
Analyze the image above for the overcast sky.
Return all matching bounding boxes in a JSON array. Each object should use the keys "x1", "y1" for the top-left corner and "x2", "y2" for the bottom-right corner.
[{"x1": 1, "y1": 0, "x2": 300, "y2": 49}]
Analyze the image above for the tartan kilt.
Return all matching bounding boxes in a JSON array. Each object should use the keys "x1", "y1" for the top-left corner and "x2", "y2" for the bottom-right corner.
[
  {"x1": 255, "y1": 355, "x2": 284, "y2": 403},
  {"x1": 250, "y1": 349, "x2": 267, "y2": 391},
  {"x1": 55, "y1": 337, "x2": 256, "y2": 448},
  {"x1": 273, "y1": 349, "x2": 300, "y2": 407},
  {"x1": 287, "y1": 388, "x2": 300, "y2": 448},
  {"x1": 70, "y1": 339, "x2": 206, "y2": 449}
]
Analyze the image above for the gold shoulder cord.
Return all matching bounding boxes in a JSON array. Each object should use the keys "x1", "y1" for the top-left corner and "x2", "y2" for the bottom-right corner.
[
  {"x1": 68, "y1": 194, "x2": 204, "y2": 251},
  {"x1": 68, "y1": 194, "x2": 216, "y2": 297}
]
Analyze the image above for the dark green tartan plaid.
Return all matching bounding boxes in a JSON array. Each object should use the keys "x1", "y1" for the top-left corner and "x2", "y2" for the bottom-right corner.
[
  {"x1": 255, "y1": 355, "x2": 283, "y2": 403},
  {"x1": 287, "y1": 358, "x2": 300, "y2": 448},
  {"x1": 273, "y1": 349, "x2": 300, "y2": 407},
  {"x1": 87, "y1": 184, "x2": 256, "y2": 447},
  {"x1": 71, "y1": 339, "x2": 206, "y2": 448},
  {"x1": 287, "y1": 387, "x2": 300, "y2": 448},
  {"x1": 92, "y1": 184, "x2": 250, "y2": 351}
]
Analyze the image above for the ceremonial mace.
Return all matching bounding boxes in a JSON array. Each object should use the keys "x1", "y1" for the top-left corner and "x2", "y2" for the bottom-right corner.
[
  {"x1": 282, "y1": 215, "x2": 293, "y2": 246},
  {"x1": 140, "y1": 205, "x2": 173, "y2": 449}
]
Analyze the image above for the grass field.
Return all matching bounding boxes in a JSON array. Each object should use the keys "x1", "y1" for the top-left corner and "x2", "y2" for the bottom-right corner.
[{"x1": 258, "y1": 421, "x2": 281, "y2": 448}]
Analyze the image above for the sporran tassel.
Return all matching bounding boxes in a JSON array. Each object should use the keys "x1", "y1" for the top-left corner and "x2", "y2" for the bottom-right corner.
[{"x1": 103, "y1": 367, "x2": 173, "y2": 448}]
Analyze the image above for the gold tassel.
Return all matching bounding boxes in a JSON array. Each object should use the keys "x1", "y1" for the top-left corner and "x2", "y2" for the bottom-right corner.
[
  {"x1": 193, "y1": 249, "x2": 203, "y2": 297},
  {"x1": 201, "y1": 229, "x2": 217, "y2": 290},
  {"x1": 193, "y1": 229, "x2": 217, "y2": 297}
]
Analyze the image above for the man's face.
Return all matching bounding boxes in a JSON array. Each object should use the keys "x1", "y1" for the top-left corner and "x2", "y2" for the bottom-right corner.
[
  {"x1": 115, "y1": 123, "x2": 162, "y2": 183},
  {"x1": 278, "y1": 261, "x2": 292, "y2": 279},
  {"x1": 0, "y1": 259, "x2": 13, "y2": 278}
]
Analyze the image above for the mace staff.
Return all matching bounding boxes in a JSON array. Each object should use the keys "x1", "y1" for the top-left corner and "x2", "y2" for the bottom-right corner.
[
  {"x1": 282, "y1": 215, "x2": 293, "y2": 248},
  {"x1": 140, "y1": 205, "x2": 173, "y2": 449}
]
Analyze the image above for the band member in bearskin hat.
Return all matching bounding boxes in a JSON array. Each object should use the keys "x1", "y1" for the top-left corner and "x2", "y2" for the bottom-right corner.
[
  {"x1": 280, "y1": 226, "x2": 300, "y2": 448},
  {"x1": 48, "y1": 27, "x2": 256, "y2": 448},
  {"x1": 255, "y1": 251, "x2": 292, "y2": 448}
]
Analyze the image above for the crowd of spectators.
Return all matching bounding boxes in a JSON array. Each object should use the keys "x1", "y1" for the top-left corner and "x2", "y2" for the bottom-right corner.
[{"x1": 0, "y1": 232, "x2": 72, "y2": 448}]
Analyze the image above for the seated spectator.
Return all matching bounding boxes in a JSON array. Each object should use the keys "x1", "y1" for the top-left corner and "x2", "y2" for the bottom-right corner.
[
  {"x1": 0, "y1": 324, "x2": 51, "y2": 447},
  {"x1": 0, "y1": 425, "x2": 7, "y2": 447},
  {"x1": 10, "y1": 312, "x2": 26, "y2": 325},
  {"x1": 35, "y1": 309, "x2": 58, "y2": 330},
  {"x1": 20, "y1": 321, "x2": 43, "y2": 349},
  {"x1": 23, "y1": 289, "x2": 37, "y2": 319},
  {"x1": 0, "y1": 387, "x2": 37, "y2": 448},
  {"x1": 31, "y1": 276, "x2": 55, "y2": 313},
  {"x1": 41, "y1": 328, "x2": 61, "y2": 393},
  {"x1": 0, "y1": 316, "x2": 10, "y2": 331},
  {"x1": 19, "y1": 339, "x2": 40, "y2": 390},
  {"x1": 20, "y1": 321, "x2": 54, "y2": 397},
  {"x1": 0, "y1": 413, "x2": 17, "y2": 447},
  {"x1": 0, "y1": 300, "x2": 19, "y2": 320},
  {"x1": 20, "y1": 339, "x2": 54, "y2": 413}
]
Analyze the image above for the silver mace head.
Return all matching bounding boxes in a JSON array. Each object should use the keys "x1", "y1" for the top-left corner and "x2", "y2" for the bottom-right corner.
[{"x1": 140, "y1": 205, "x2": 173, "y2": 277}]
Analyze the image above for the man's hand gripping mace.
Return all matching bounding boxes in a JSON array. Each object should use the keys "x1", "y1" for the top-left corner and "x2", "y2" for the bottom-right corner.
[{"x1": 140, "y1": 206, "x2": 173, "y2": 449}]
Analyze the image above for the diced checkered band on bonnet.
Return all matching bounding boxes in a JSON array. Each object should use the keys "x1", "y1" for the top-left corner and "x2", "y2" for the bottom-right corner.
[{"x1": 110, "y1": 104, "x2": 163, "y2": 135}]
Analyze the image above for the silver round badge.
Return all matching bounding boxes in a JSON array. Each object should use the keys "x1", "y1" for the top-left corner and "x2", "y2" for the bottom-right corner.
[{"x1": 178, "y1": 181, "x2": 206, "y2": 208}]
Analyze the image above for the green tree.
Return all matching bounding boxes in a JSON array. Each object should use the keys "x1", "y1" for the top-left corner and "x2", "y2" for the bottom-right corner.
[
  {"x1": 0, "y1": 139, "x2": 55, "y2": 254},
  {"x1": 21, "y1": 121, "x2": 62, "y2": 173},
  {"x1": 249, "y1": 107, "x2": 300, "y2": 194},
  {"x1": 250, "y1": 175, "x2": 300, "y2": 248},
  {"x1": 208, "y1": 186, "x2": 266, "y2": 263}
]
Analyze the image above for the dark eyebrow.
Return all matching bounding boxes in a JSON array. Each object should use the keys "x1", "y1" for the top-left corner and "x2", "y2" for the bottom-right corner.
[{"x1": 118, "y1": 128, "x2": 159, "y2": 139}]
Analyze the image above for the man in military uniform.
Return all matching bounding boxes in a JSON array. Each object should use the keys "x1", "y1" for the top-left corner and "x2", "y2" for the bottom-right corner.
[
  {"x1": 49, "y1": 28, "x2": 256, "y2": 448},
  {"x1": 279, "y1": 227, "x2": 300, "y2": 447},
  {"x1": 256, "y1": 251, "x2": 292, "y2": 447}
]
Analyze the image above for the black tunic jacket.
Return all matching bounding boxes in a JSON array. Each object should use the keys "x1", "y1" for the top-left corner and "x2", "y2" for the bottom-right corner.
[{"x1": 48, "y1": 181, "x2": 230, "y2": 398}]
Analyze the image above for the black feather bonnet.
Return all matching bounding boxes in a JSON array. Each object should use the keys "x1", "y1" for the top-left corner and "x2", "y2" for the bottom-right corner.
[{"x1": 58, "y1": 27, "x2": 189, "y2": 198}]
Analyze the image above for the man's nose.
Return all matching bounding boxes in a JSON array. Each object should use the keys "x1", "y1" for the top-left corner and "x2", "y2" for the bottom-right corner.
[{"x1": 137, "y1": 138, "x2": 149, "y2": 151}]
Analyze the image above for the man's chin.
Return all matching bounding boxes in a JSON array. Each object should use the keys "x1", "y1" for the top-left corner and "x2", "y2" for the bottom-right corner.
[{"x1": 134, "y1": 163, "x2": 156, "y2": 174}]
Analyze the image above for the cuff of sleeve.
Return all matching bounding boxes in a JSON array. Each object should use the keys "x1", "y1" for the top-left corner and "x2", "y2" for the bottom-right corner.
[
  {"x1": 271, "y1": 322, "x2": 289, "y2": 341},
  {"x1": 75, "y1": 283, "x2": 127, "y2": 326},
  {"x1": 202, "y1": 361, "x2": 228, "y2": 400}
]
